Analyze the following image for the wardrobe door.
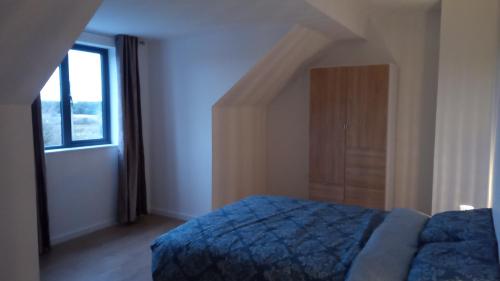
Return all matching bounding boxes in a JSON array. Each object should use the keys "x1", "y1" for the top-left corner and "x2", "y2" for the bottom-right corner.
[
  {"x1": 345, "y1": 65, "x2": 389, "y2": 209},
  {"x1": 309, "y1": 68, "x2": 347, "y2": 203}
]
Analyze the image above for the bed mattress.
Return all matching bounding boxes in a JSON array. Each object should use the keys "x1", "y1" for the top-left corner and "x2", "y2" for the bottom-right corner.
[
  {"x1": 151, "y1": 196, "x2": 500, "y2": 281},
  {"x1": 151, "y1": 196, "x2": 385, "y2": 281}
]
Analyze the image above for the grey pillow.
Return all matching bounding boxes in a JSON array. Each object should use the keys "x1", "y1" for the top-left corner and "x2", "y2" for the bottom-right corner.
[{"x1": 346, "y1": 208, "x2": 429, "y2": 281}]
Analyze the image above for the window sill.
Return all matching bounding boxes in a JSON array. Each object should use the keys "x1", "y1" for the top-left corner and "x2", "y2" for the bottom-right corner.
[{"x1": 45, "y1": 144, "x2": 118, "y2": 154}]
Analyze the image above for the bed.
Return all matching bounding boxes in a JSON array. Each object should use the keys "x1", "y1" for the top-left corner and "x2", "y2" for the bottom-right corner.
[{"x1": 151, "y1": 196, "x2": 500, "y2": 281}]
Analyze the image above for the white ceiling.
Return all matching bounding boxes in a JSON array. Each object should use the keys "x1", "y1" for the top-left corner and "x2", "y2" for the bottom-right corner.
[{"x1": 86, "y1": 0, "x2": 355, "y2": 39}]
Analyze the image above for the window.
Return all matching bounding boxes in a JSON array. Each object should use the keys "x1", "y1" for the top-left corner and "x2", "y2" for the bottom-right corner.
[{"x1": 40, "y1": 44, "x2": 110, "y2": 149}]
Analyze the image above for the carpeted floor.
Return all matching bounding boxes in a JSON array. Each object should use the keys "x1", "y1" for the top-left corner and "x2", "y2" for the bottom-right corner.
[{"x1": 40, "y1": 215, "x2": 183, "y2": 281}]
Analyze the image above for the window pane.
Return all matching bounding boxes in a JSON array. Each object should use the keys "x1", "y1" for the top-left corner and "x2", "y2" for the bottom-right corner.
[
  {"x1": 68, "y1": 49, "x2": 104, "y2": 141},
  {"x1": 40, "y1": 68, "x2": 62, "y2": 147}
]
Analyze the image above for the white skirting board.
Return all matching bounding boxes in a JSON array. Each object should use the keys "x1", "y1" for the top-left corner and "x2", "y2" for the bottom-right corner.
[
  {"x1": 50, "y1": 219, "x2": 117, "y2": 245},
  {"x1": 150, "y1": 208, "x2": 195, "y2": 221},
  {"x1": 51, "y1": 210, "x2": 194, "y2": 245}
]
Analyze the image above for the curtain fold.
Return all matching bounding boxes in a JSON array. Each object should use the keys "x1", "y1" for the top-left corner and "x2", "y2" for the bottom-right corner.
[
  {"x1": 32, "y1": 96, "x2": 51, "y2": 254},
  {"x1": 116, "y1": 35, "x2": 148, "y2": 224}
]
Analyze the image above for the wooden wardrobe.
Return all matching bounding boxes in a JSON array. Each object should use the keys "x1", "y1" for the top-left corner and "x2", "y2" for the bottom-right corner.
[{"x1": 309, "y1": 65, "x2": 396, "y2": 210}]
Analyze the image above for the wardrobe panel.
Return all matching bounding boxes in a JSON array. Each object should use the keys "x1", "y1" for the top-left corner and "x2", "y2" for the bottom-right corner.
[
  {"x1": 345, "y1": 149, "x2": 386, "y2": 190},
  {"x1": 344, "y1": 65, "x2": 388, "y2": 209},
  {"x1": 344, "y1": 186, "x2": 385, "y2": 209},
  {"x1": 309, "y1": 68, "x2": 347, "y2": 186},
  {"x1": 310, "y1": 183, "x2": 344, "y2": 203},
  {"x1": 346, "y1": 65, "x2": 388, "y2": 151}
]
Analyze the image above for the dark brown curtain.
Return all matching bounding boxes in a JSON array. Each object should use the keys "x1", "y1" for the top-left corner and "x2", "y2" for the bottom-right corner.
[
  {"x1": 116, "y1": 35, "x2": 148, "y2": 223},
  {"x1": 32, "y1": 96, "x2": 51, "y2": 254}
]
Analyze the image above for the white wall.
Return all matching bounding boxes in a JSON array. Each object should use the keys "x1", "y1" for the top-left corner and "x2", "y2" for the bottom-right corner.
[
  {"x1": 267, "y1": 72, "x2": 310, "y2": 199},
  {"x1": 267, "y1": 5, "x2": 441, "y2": 214},
  {"x1": 44, "y1": 32, "x2": 152, "y2": 244},
  {"x1": 45, "y1": 147, "x2": 118, "y2": 243},
  {"x1": 148, "y1": 26, "x2": 288, "y2": 218},
  {"x1": 433, "y1": 0, "x2": 500, "y2": 214},
  {"x1": 0, "y1": 105, "x2": 39, "y2": 281}
]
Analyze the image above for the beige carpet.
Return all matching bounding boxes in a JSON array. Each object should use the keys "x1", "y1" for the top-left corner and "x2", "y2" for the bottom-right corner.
[{"x1": 40, "y1": 215, "x2": 183, "y2": 281}]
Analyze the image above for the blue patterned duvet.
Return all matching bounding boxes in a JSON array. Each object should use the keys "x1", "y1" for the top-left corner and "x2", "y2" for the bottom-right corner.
[{"x1": 151, "y1": 196, "x2": 385, "y2": 281}]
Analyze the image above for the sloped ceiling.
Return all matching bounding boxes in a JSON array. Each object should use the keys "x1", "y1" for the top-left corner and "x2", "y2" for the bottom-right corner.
[
  {"x1": 87, "y1": 0, "x2": 362, "y2": 40},
  {"x1": 0, "y1": 0, "x2": 102, "y2": 104},
  {"x1": 305, "y1": 0, "x2": 369, "y2": 38},
  {"x1": 215, "y1": 26, "x2": 333, "y2": 107}
]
